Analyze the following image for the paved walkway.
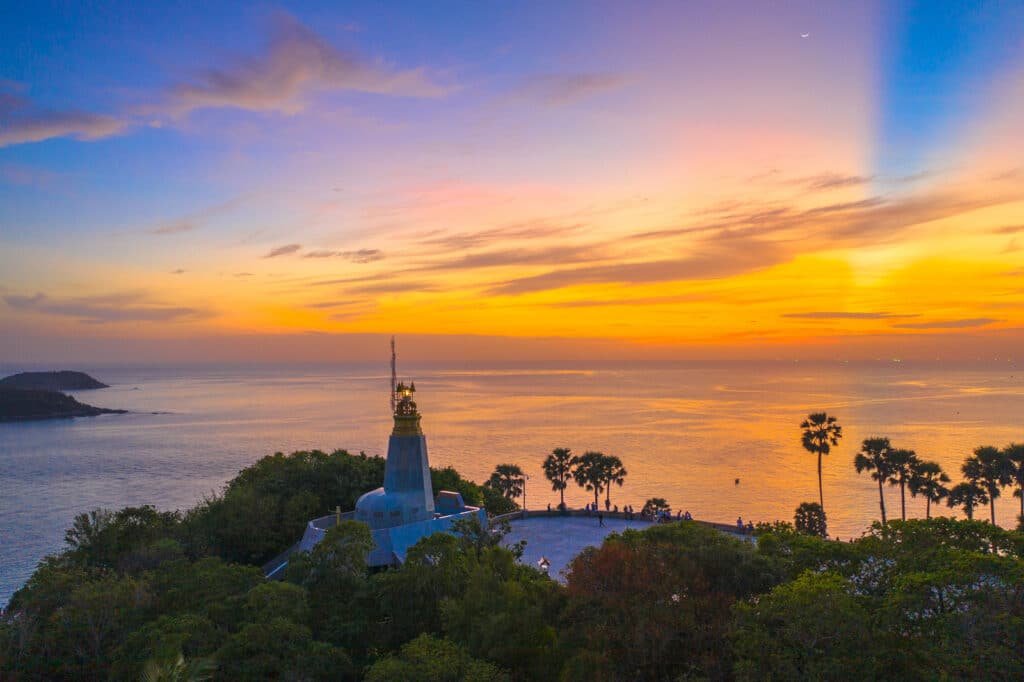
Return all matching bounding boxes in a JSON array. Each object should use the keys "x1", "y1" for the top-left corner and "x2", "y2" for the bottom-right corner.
[{"x1": 502, "y1": 514, "x2": 653, "y2": 582}]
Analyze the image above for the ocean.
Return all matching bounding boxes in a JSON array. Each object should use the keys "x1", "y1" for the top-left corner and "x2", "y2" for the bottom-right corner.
[{"x1": 2, "y1": 362, "x2": 1022, "y2": 606}]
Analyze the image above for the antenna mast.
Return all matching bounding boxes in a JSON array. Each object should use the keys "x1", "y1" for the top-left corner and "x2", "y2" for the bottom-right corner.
[{"x1": 390, "y1": 336, "x2": 397, "y2": 414}]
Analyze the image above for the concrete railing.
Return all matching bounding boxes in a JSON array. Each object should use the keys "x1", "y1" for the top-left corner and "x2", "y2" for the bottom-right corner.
[{"x1": 493, "y1": 508, "x2": 755, "y2": 537}]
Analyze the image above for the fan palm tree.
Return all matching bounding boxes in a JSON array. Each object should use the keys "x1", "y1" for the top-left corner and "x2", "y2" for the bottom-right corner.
[
  {"x1": 572, "y1": 451, "x2": 607, "y2": 508},
  {"x1": 487, "y1": 464, "x2": 525, "y2": 503},
  {"x1": 947, "y1": 480, "x2": 988, "y2": 521},
  {"x1": 800, "y1": 412, "x2": 842, "y2": 515},
  {"x1": 854, "y1": 437, "x2": 892, "y2": 524},
  {"x1": 1005, "y1": 442, "x2": 1024, "y2": 525},
  {"x1": 542, "y1": 447, "x2": 575, "y2": 509},
  {"x1": 601, "y1": 454, "x2": 627, "y2": 508},
  {"x1": 907, "y1": 460, "x2": 950, "y2": 519},
  {"x1": 886, "y1": 448, "x2": 919, "y2": 521},
  {"x1": 969, "y1": 446, "x2": 1013, "y2": 525}
]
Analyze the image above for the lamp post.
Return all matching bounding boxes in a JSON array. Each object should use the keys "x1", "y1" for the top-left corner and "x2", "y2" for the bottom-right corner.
[{"x1": 522, "y1": 473, "x2": 530, "y2": 511}]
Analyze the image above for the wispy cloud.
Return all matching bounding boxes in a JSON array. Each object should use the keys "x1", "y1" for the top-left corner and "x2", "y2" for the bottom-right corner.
[
  {"x1": 419, "y1": 221, "x2": 584, "y2": 251},
  {"x1": 2, "y1": 13, "x2": 449, "y2": 148},
  {"x1": 488, "y1": 234, "x2": 788, "y2": 296},
  {"x1": 783, "y1": 311, "x2": 914, "y2": 320},
  {"x1": 3, "y1": 292, "x2": 211, "y2": 324},
  {"x1": 0, "y1": 89, "x2": 126, "y2": 147},
  {"x1": 514, "y1": 73, "x2": 627, "y2": 106},
  {"x1": 164, "y1": 12, "x2": 450, "y2": 118},
  {"x1": 801, "y1": 173, "x2": 874, "y2": 191},
  {"x1": 170, "y1": 268, "x2": 186, "y2": 275},
  {"x1": 993, "y1": 224, "x2": 1024, "y2": 234},
  {"x1": 485, "y1": 189, "x2": 1015, "y2": 296},
  {"x1": 264, "y1": 243, "x2": 302, "y2": 258},
  {"x1": 893, "y1": 318, "x2": 1001, "y2": 329},
  {"x1": 303, "y1": 248, "x2": 384, "y2": 263}
]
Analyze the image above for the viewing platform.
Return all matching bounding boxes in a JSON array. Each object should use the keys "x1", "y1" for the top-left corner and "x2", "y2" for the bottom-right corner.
[{"x1": 499, "y1": 509, "x2": 756, "y2": 582}]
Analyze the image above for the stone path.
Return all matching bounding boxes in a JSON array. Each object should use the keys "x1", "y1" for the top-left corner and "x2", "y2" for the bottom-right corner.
[{"x1": 502, "y1": 514, "x2": 654, "y2": 582}]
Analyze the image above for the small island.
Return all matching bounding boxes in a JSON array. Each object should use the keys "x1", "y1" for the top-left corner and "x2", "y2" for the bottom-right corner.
[
  {"x1": 0, "y1": 370, "x2": 109, "y2": 391},
  {"x1": 0, "y1": 387, "x2": 126, "y2": 422}
]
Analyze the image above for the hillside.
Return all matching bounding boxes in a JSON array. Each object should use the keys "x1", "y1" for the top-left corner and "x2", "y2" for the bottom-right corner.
[
  {"x1": 0, "y1": 387, "x2": 125, "y2": 421},
  {"x1": 0, "y1": 370, "x2": 109, "y2": 391}
]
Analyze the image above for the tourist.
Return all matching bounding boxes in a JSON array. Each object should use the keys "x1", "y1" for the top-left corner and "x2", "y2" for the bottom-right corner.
[
  {"x1": 746, "y1": 521, "x2": 754, "y2": 533},
  {"x1": 736, "y1": 516, "x2": 744, "y2": 530},
  {"x1": 547, "y1": 502, "x2": 551, "y2": 512},
  {"x1": 684, "y1": 510, "x2": 692, "y2": 520},
  {"x1": 598, "y1": 512, "x2": 605, "y2": 527}
]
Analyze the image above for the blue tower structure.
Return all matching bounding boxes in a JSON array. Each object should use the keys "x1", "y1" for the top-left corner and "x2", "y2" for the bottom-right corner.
[
  {"x1": 264, "y1": 338, "x2": 486, "y2": 577},
  {"x1": 354, "y1": 380, "x2": 435, "y2": 528}
]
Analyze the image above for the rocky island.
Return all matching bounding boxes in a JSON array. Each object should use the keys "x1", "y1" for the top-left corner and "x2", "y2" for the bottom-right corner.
[
  {"x1": 0, "y1": 371, "x2": 126, "y2": 422},
  {"x1": 0, "y1": 370, "x2": 109, "y2": 391}
]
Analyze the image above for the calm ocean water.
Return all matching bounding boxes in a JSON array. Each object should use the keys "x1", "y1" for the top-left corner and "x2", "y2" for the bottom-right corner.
[{"x1": 2, "y1": 362, "x2": 1023, "y2": 606}]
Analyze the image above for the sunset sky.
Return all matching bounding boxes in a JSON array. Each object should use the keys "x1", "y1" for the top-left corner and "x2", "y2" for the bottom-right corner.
[{"x1": 2, "y1": 1, "x2": 1023, "y2": 364}]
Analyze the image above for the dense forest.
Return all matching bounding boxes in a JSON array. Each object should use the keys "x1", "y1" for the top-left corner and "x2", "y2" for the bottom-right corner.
[{"x1": 2, "y1": 450, "x2": 1023, "y2": 680}]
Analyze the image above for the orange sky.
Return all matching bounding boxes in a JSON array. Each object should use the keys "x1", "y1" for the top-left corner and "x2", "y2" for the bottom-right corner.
[{"x1": 1, "y1": 3, "x2": 1023, "y2": 364}]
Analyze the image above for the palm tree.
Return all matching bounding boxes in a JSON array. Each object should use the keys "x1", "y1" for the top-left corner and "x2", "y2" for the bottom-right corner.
[
  {"x1": 969, "y1": 446, "x2": 1013, "y2": 525},
  {"x1": 542, "y1": 448, "x2": 575, "y2": 509},
  {"x1": 907, "y1": 460, "x2": 950, "y2": 519},
  {"x1": 1005, "y1": 442, "x2": 1024, "y2": 525},
  {"x1": 886, "y1": 448, "x2": 919, "y2": 521},
  {"x1": 947, "y1": 480, "x2": 988, "y2": 521},
  {"x1": 487, "y1": 464, "x2": 525, "y2": 503},
  {"x1": 572, "y1": 451, "x2": 607, "y2": 508},
  {"x1": 800, "y1": 412, "x2": 842, "y2": 515},
  {"x1": 601, "y1": 454, "x2": 627, "y2": 508},
  {"x1": 854, "y1": 437, "x2": 892, "y2": 524}
]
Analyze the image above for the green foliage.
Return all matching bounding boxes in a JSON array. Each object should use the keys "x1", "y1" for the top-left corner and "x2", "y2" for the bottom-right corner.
[
  {"x1": 185, "y1": 449, "x2": 384, "y2": 564},
  {"x1": 800, "y1": 412, "x2": 842, "y2": 512},
  {"x1": 365, "y1": 634, "x2": 508, "y2": 682},
  {"x1": 572, "y1": 451, "x2": 607, "y2": 507},
  {"x1": 542, "y1": 447, "x2": 574, "y2": 508},
  {"x1": 562, "y1": 521, "x2": 782, "y2": 680},
  {"x1": 215, "y1": 618, "x2": 354, "y2": 681},
  {"x1": 641, "y1": 497, "x2": 670, "y2": 515},
  {"x1": 748, "y1": 519, "x2": 1024, "y2": 678},
  {"x1": 486, "y1": 463, "x2": 525, "y2": 501},
  {"x1": 733, "y1": 571, "x2": 877, "y2": 680},
  {"x1": 6, "y1": 448, "x2": 1024, "y2": 681},
  {"x1": 431, "y1": 465, "x2": 483, "y2": 506},
  {"x1": 481, "y1": 482, "x2": 519, "y2": 515},
  {"x1": 793, "y1": 501, "x2": 827, "y2": 537}
]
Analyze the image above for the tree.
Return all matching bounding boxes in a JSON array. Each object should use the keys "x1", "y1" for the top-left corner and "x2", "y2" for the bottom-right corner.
[
  {"x1": 641, "y1": 498, "x2": 671, "y2": 516},
  {"x1": 564, "y1": 521, "x2": 781, "y2": 680},
  {"x1": 886, "y1": 448, "x2": 919, "y2": 521},
  {"x1": 486, "y1": 464, "x2": 525, "y2": 504},
  {"x1": 947, "y1": 481, "x2": 988, "y2": 520},
  {"x1": 907, "y1": 460, "x2": 949, "y2": 519},
  {"x1": 542, "y1": 448, "x2": 575, "y2": 509},
  {"x1": 793, "y1": 502, "x2": 827, "y2": 537},
  {"x1": 967, "y1": 446, "x2": 1013, "y2": 525},
  {"x1": 365, "y1": 634, "x2": 508, "y2": 682},
  {"x1": 1006, "y1": 443, "x2": 1024, "y2": 525},
  {"x1": 732, "y1": 572, "x2": 878, "y2": 680},
  {"x1": 140, "y1": 654, "x2": 215, "y2": 682},
  {"x1": 854, "y1": 437, "x2": 892, "y2": 524},
  {"x1": 600, "y1": 454, "x2": 627, "y2": 508},
  {"x1": 572, "y1": 451, "x2": 607, "y2": 508},
  {"x1": 800, "y1": 412, "x2": 842, "y2": 515}
]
